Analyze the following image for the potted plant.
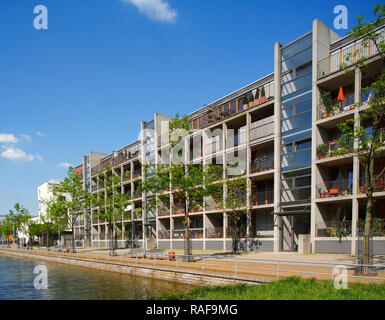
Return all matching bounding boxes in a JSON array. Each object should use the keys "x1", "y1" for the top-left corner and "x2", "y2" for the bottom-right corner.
[
  {"x1": 316, "y1": 144, "x2": 328, "y2": 159},
  {"x1": 260, "y1": 87, "x2": 266, "y2": 103},
  {"x1": 242, "y1": 96, "x2": 249, "y2": 109},
  {"x1": 320, "y1": 91, "x2": 334, "y2": 119},
  {"x1": 207, "y1": 108, "x2": 214, "y2": 123},
  {"x1": 247, "y1": 93, "x2": 254, "y2": 108},
  {"x1": 254, "y1": 88, "x2": 260, "y2": 105}
]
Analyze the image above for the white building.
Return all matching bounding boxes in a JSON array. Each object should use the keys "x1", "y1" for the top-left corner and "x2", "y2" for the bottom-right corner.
[{"x1": 38, "y1": 180, "x2": 62, "y2": 222}]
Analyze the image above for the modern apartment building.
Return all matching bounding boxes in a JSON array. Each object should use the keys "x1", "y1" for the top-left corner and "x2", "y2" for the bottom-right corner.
[{"x1": 73, "y1": 19, "x2": 385, "y2": 255}]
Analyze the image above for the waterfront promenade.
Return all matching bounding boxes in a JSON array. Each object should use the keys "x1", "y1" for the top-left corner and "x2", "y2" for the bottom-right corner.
[{"x1": 1, "y1": 247, "x2": 385, "y2": 285}]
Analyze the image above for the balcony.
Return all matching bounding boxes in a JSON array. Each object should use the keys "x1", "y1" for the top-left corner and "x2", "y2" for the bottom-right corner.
[
  {"x1": 318, "y1": 93, "x2": 355, "y2": 120},
  {"x1": 317, "y1": 26, "x2": 385, "y2": 79},
  {"x1": 316, "y1": 220, "x2": 352, "y2": 237},
  {"x1": 172, "y1": 229, "x2": 204, "y2": 239},
  {"x1": 206, "y1": 227, "x2": 223, "y2": 239},
  {"x1": 250, "y1": 115, "x2": 274, "y2": 141},
  {"x1": 249, "y1": 224, "x2": 274, "y2": 238},
  {"x1": 358, "y1": 174, "x2": 385, "y2": 194},
  {"x1": 172, "y1": 203, "x2": 184, "y2": 215},
  {"x1": 122, "y1": 171, "x2": 131, "y2": 182},
  {"x1": 317, "y1": 179, "x2": 353, "y2": 199},
  {"x1": 250, "y1": 190, "x2": 274, "y2": 207},
  {"x1": 192, "y1": 81, "x2": 274, "y2": 130},
  {"x1": 133, "y1": 168, "x2": 142, "y2": 179},
  {"x1": 226, "y1": 226, "x2": 247, "y2": 238},
  {"x1": 316, "y1": 139, "x2": 353, "y2": 160},
  {"x1": 158, "y1": 230, "x2": 170, "y2": 239},
  {"x1": 158, "y1": 206, "x2": 171, "y2": 217}
]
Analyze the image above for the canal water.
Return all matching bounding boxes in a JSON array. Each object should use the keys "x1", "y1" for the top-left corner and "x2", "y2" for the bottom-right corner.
[{"x1": 0, "y1": 255, "x2": 192, "y2": 300}]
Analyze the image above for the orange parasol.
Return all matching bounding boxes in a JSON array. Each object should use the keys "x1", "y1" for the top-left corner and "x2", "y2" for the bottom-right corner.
[{"x1": 337, "y1": 86, "x2": 345, "y2": 102}]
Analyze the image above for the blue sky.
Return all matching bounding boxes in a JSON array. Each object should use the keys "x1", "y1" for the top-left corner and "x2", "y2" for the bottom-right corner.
[{"x1": 0, "y1": 0, "x2": 377, "y2": 215}]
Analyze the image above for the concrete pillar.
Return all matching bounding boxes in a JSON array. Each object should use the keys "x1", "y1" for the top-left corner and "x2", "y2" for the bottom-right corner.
[{"x1": 273, "y1": 42, "x2": 282, "y2": 252}]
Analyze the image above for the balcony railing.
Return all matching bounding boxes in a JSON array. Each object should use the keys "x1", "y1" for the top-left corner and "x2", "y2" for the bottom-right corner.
[
  {"x1": 250, "y1": 190, "x2": 274, "y2": 206},
  {"x1": 316, "y1": 220, "x2": 352, "y2": 237},
  {"x1": 250, "y1": 161, "x2": 274, "y2": 174},
  {"x1": 158, "y1": 230, "x2": 170, "y2": 239},
  {"x1": 250, "y1": 116, "x2": 274, "y2": 141},
  {"x1": 358, "y1": 174, "x2": 385, "y2": 194},
  {"x1": 318, "y1": 27, "x2": 385, "y2": 79},
  {"x1": 158, "y1": 207, "x2": 171, "y2": 217},
  {"x1": 172, "y1": 204, "x2": 185, "y2": 215},
  {"x1": 316, "y1": 139, "x2": 353, "y2": 160},
  {"x1": 206, "y1": 227, "x2": 223, "y2": 238},
  {"x1": 318, "y1": 94, "x2": 355, "y2": 120},
  {"x1": 317, "y1": 180, "x2": 353, "y2": 198},
  {"x1": 133, "y1": 169, "x2": 142, "y2": 179},
  {"x1": 172, "y1": 228, "x2": 204, "y2": 239},
  {"x1": 122, "y1": 172, "x2": 131, "y2": 182},
  {"x1": 250, "y1": 224, "x2": 274, "y2": 238},
  {"x1": 226, "y1": 226, "x2": 247, "y2": 238},
  {"x1": 133, "y1": 190, "x2": 142, "y2": 198}
]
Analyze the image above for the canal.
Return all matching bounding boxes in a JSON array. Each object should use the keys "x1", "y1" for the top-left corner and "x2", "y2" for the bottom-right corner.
[{"x1": 0, "y1": 255, "x2": 192, "y2": 300}]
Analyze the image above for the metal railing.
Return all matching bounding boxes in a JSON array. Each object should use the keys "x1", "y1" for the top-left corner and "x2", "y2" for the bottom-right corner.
[
  {"x1": 359, "y1": 174, "x2": 385, "y2": 194},
  {"x1": 316, "y1": 220, "x2": 352, "y2": 237},
  {"x1": 318, "y1": 94, "x2": 355, "y2": 120},
  {"x1": 318, "y1": 27, "x2": 385, "y2": 79},
  {"x1": 172, "y1": 229, "x2": 204, "y2": 239},
  {"x1": 250, "y1": 161, "x2": 273, "y2": 174},
  {"x1": 250, "y1": 190, "x2": 274, "y2": 206},
  {"x1": 158, "y1": 230, "x2": 171, "y2": 239},
  {"x1": 3, "y1": 248, "x2": 385, "y2": 284},
  {"x1": 206, "y1": 227, "x2": 224, "y2": 238},
  {"x1": 317, "y1": 180, "x2": 353, "y2": 198}
]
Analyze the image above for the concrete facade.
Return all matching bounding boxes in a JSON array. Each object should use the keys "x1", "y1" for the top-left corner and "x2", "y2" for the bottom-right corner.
[{"x1": 70, "y1": 19, "x2": 385, "y2": 255}]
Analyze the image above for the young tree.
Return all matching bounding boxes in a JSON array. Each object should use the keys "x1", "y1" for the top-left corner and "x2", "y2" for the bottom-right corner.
[
  {"x1": 224, "y1": 179, "x2": 248, "y2": 253},
  {"x1": 337, "y1": 4, "x2": 385, "y2": 268},
  {"x1": 0, "y1": 218, "x2": 14, "y2": 247},
  {"x1": 54, "y1": 167, "x2": 92, "y2": 253},
  {"x1": 94, "y1": 165, "x2": 131, "y2": 255},
  {"x1": 8, "y1": 203, "x2": 32, "y2": 248},
  {"x1": 141, "y1": 114, "x2": 221, "y2": 261}
]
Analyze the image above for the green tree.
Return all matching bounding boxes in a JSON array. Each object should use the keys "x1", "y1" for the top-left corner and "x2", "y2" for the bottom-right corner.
[
  {"x1": 225, "y1": 179, "x2": 248, "y2": 253},
  {"x1": 337, "y1": 4, "x2": 385, "y2": 268},
  {"x1": 8, "y1": 203, "x2": 32, "y2": 247},
  {"x1": 141, "y1": 114, "x2": 221, "y2": 261},
  {"x1": 94, "y1": 165, "x2": 131, "y2": 255},
  {"x1": 54, "y1": 167, "x2": 92, "y2": 253}
]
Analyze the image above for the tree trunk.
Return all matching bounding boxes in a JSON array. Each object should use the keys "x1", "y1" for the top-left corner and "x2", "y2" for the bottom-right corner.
[
  {"x1": 184, "y1": 203, "x2": 192, "y2": 262},
  {"x1": 109, "y1": 223, "x2": 116, "y2": 256},
  {"x1": 71, "y1": 225, "x2": 76, "y2": 253},
  {"x1": 363, "y1": 156, "x2": 375, "y2": 271}
]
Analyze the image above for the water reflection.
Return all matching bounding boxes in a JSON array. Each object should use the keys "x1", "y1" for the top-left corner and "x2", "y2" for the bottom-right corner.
[{"x1": 0, "y1": 256, "x2": 192, "y2": 300}]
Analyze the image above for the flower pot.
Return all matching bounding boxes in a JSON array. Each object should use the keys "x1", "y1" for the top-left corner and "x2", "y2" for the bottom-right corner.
[
  {"x1": 248, "y1": 101, "x2": 254, "y2": 108},
  {"x1": 254, "y1": 98, "x2": 260, "y2": 105},
  {"x1": 260, "y1": 96, "x2": 266, "y2": 103}
]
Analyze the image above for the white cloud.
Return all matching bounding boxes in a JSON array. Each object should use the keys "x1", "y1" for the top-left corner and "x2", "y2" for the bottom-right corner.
[
  {"x1": 120, "y1": 0, "x2": 177, "y2": 23},
  {"x1": 36, "y1": 131, "x2": 46, "y2": 137},
  {"x1": 0, "y1": 133, "x2": 18, "y2": 143},
  {"x1": 59, "y1": 162, "x2": 73, "y2": 168},
  {"x1": 1, "y1": 147, "x2": 42, "y2": 162}
]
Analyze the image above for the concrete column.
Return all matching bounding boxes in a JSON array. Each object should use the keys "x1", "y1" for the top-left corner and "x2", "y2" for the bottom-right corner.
[
  {"x1": 352, "y1": 67, "x2": 362, "y2": 254},
  {"x1": 273, "y1": 42, "x2": 282, "y2": 252}
]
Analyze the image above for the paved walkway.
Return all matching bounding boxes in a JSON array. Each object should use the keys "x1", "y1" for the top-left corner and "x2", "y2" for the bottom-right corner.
[{"x1": 2, "y1": 247, "x2": 384, "y2": 284}]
